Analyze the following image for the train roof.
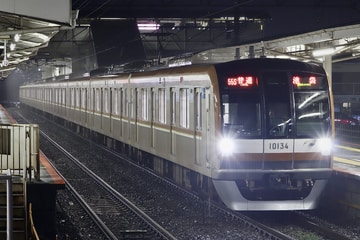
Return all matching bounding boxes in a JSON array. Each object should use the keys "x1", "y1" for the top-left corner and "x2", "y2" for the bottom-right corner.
[
  {"x1": 22, "y1": 58, "x2": 326, "y2": 86},
  {"x1": 214, "y1": 58, "x2": 325, "y2": 74}
]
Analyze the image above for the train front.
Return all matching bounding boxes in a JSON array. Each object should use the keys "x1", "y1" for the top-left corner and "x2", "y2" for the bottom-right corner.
[{"x1": 211, "y1": 59, "x2": 333, "y2": 211}]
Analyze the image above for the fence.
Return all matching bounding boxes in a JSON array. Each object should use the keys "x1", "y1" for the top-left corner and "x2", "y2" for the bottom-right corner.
[{"x1": 0, "y1": 124, "x2": 40, "y2": 181}]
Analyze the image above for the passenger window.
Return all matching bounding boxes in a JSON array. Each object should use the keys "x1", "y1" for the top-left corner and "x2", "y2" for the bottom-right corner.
[
  {"x1": 158, "y1": 88, "x2": 166, "y2": 123},
  {"x1": 180, "y1": 88, "x2": 189, "y2": 128}
]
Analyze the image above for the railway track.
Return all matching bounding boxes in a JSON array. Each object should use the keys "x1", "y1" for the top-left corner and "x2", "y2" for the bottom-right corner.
[
  {"x1": 42, "y1": 131, "x2": 297, "y2": 240},
  {"x1": 41, "y1": 130, "x2": 176, "y2": 240},
  {"x1": 244, "y1": 211, "x2": 354, "y2": 240}
]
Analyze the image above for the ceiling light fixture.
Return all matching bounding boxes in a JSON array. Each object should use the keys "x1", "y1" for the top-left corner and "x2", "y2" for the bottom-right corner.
[
  {"x1": 14, "y1": 34, "x2": 21, "y2": 42},
  {"x1": 9, "y1": 43, "x2": 16, "y2": 51},
  {"x1": 137, "y1": 23, "x2": 159, "y2": 31},
  {"x1": 312, "y1": 47, "x2": 335, "y2": 57}
]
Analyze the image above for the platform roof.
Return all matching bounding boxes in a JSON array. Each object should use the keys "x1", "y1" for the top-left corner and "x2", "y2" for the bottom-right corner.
[{"x1": 1, "y1": 0, "x2": 360, "y2": 78}]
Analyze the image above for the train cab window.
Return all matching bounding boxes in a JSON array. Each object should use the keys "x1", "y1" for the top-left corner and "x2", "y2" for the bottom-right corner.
[
  {"x1": 294, "y1": 91, "x2": 330, "y2": 137},
  {"x1": 221, "y1": 93, "x2": 261, "y2": 138}
]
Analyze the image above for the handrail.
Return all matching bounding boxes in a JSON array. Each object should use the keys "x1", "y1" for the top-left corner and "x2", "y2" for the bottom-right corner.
[
  {"x1": 0, "y1": 170, "x2": 14, "y2": 240},
  {"x1": 29, "y1": 203, "x2": 40, "y2": 240}
]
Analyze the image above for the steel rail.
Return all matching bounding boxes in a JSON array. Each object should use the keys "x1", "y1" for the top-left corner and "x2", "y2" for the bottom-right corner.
[{"x1": 41, "y1": 130, "x2": 177, "y2": 240}]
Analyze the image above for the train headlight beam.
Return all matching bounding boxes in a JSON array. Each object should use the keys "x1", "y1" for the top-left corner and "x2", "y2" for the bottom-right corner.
[{"x1": 218, "y1": 137, "x2": 235, "y2": 156}]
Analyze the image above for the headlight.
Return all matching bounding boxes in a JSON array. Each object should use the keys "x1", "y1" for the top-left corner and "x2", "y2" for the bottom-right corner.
[
  {"x1": 218, "y1": 137, "x2": 235, "y2": 156},
  {"x1": 318, "y1": 138, "x2": 332, "y2": 156}
]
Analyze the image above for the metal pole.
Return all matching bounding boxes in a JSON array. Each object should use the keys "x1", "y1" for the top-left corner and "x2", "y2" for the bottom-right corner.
[{"x1": 6, "y1": 169, "x2": 13, "y2": 240}]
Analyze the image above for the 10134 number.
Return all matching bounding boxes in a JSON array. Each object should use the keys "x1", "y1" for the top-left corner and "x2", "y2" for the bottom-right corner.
[{"x1": 269, "y1": 142, "x2": 289, "y2": 150}]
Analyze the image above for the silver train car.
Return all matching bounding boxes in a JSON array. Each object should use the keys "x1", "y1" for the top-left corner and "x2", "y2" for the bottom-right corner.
[{"x1": 19, "y1": 58, "x2": 334, "y2": 211}]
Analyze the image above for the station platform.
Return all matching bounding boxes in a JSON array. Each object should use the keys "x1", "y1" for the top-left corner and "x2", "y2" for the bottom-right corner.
[
  {"x1": 333, "y1": 139, "x2": 360, "y2": 179},
  {"x1": 319, "y1": 139, "x2": 360, "y2": 220},
  {"x1": 0, "y1": 104, "x2": 15, "y2": 124},
  {"x1": 0, "y1": 104, "x2": 65, "y2": 239},
  {"x1": 38, "y1": 151, "x2": 65, "y2": 186}
]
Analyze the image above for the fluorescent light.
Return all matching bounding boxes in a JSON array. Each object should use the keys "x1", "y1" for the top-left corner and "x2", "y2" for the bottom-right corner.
[
  {"x1": 312, "y1": 47, "x2": 335, "y2": 57},
  {"x1": 14, "y1": 34, "x2": 20, "y2": 42},
  {"x1": 137, "y1": 23, "x2": 159, "y2": 31},
  {"x1": 9, "y1": 43, "x2": 16, "y2": 51}
]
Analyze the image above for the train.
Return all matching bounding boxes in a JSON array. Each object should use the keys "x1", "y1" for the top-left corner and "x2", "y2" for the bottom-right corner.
[{"x1": 19, "y1": 58, "x2": 334, "y2": 211}]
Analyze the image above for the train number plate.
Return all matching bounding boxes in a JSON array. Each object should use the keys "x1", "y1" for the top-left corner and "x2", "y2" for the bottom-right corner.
[
  {"x1": 264, "y1": 140, "x2": 293, "y2": 153},
  {"x1": 268, "y1": 142, "x2": 288, "y2": 150}
]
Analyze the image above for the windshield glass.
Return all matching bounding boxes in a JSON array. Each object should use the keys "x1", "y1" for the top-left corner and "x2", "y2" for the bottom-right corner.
[
  {"x1": 295, "y1": 91, "x2": 330, "y2": 137},
  {"x1": 221, "y1": 93, "x2": 261, "y2": 138},
  {"x1": 220, "y1": 71, "x2": 331, "y2": 139}
]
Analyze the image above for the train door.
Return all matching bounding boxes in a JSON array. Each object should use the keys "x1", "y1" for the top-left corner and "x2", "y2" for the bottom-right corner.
[
  {"x1": 103, "y1": 87, "x2": 110, "y2": 132},
  {"x1": 76, "y1": 88, "x2": 80, "y2": 121},
  {"x1": 194, "y1": 88, "x2": 202, "y2": 165},
  {"x1": 170, "y1": 88, "x2": 176, "y2": 155},
  {"x1": 50, "y1": 88, "x2": 54, "y2": 113},
  {"x1": 108, "y1": 88, "x2": 113, "y2": 133},
  {"x1": 119, "y1": 88, "x2": 124, "y2": 137},
  {"x1": 150, "y1": 88, "x2": 155, "y2": 148},
  {"x1": 81, "y1": 88, "x2": 87, "y2": 124},
  {"x1": 101, "y1": 88, "x2": 104, "y2": 130},
  {"x1": 134, "y1": 88, "x2": 138, "y2": 142},
  {"x1": 62, "y1": 88, "x2": 66, "y2": 117},
  {"x1": 264, "y1": 72, "x2": 293, "y2": 169},
  {"x1": 92, "y1": 88, "x2": 96, "y2": 128},
  {"x1": 205, "y1": 88, "x2": 211, "y2": 166}
]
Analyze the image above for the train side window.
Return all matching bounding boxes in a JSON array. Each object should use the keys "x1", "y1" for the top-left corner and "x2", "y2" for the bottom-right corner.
[
  {"x1": 112, "y1": 88, "x2": 118, "y2": 115},
  {"x1": 55, "y1": 89, "x2": 58, "y2": 104},
  {"x1": 119, "y1": 89, "x2": 123, "y2": 117},
  {"x1": 95, "y1": 88, "x2": 101, "y2": 112},
  {"x1": 158, "y1": 88, "x2": 166, "y2": 124},
  {"x1": 76, "y1": 88, "x2": 80, "y2": 109},
  {"x1": 151, "y1": 88, "x2": 155, "y2": 123},
  {"x1": 62, "y1": 88, "x2": 66, "y2": 106},
  {"x1": 81, "y1": 88, "x2": 87, "y2": 110},
  {"x1": 141, "y1": 88, "x2": 148, "y2": 120},
  {"x1": 195, "y1": 88, "x2": 202, "y2": 130},
  {"x1": 134, "y1": 88, "x2": 138, "y2": 119},
  {"x1": 130, "y1": 89, "x2": 135, "y2": 119},
  {"x1": 180, "y1": 88, "x2": 189, "y2": 128},
  {"x1": 71, "y1": 88, "x2": 75, "y2": 108},
  {"x1": 104, "y1": 88, "x2": 109, "y2": 113},
  {"x1": 123, "y1": 88, "x2": 128, "y2": 117},
  {"x1": 170, "y1": 88, "x2": 176, "y2": 126}
]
